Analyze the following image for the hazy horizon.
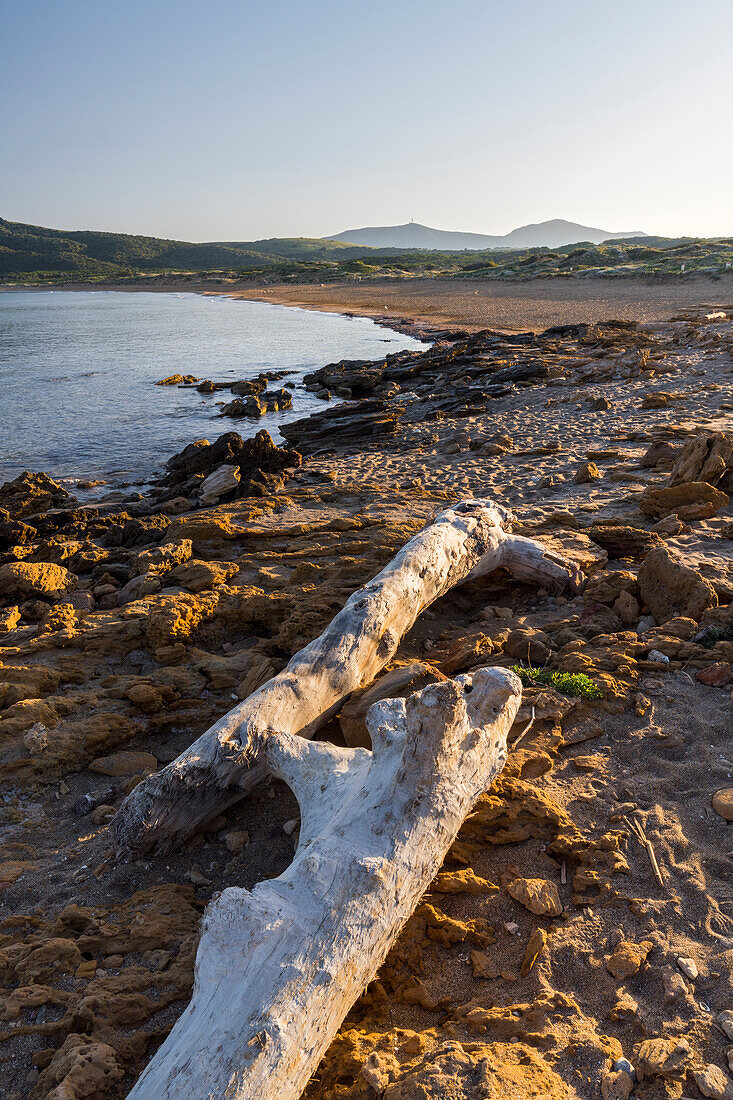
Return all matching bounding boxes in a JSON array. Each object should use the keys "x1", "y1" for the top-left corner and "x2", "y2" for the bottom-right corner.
[{"x1": 2, "y1": 0, "x2": 732, "y2": 242}]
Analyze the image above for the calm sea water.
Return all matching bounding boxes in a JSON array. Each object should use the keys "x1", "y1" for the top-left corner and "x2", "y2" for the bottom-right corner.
[{"x1": 0, "y1": 290, "x2": 424, "y2": 487}]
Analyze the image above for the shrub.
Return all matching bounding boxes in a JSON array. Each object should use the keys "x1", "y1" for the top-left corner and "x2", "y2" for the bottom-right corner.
[{"x1": 512, "y1": 665, "x2": 602, "y2": 699}]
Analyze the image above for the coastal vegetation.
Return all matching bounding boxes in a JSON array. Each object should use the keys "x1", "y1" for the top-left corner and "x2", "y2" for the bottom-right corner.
[{"x1": 2, "y1": 216, "x2": 732, "y2": 285}]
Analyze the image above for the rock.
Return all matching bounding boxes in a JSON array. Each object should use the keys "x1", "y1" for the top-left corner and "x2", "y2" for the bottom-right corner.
[
  {"x1": 635, "y1": 1036, "x2": 691, "y2": 1079},
  {"x1": 187, "y1": 870, "x2": 212, "y2": 886},
  {"x1": 432, "y1": 869, "x2": 498, "y2": 895},
  {"x1": 588, "y1": 525, "x2": 664, "y2": 561},
  {"x1": 224, "y1": 829, "x2": 249, "y2": 853},
  {"x1": 116, "y1": 571, "x2": 162, "y2": 606},
  {"x1": 143, "y1": 948, "x2": 171, "y2": 970},
  {"x1": 613, "y1": 1058, "x2": 636, "y2": 1079},
  {"x1": 661, "y1": 963, "x2": 687, "y2": 1002},
  {"x1": 652, "y1": 514, "x2": 690, "y2": 536},
  {"x1": 34, "y1": 1035, "x2": 124, "y2": 1099},
  {"x1": 614, "y1": 590, "x2": 640, "y2": 624},
  {"x1": 637, "y1": 614, "x2": 656, "y2": 633},
  {"x1": 640, "y1": 440, "x2": 677, "y2": 468},
  {"x1": 0, "y1": 561, "x2": 76, "y2": 600},
  {"x1": 694, "y1": 1064, "x2": 733, "y2": 1100},
  {"x1": 605, "y1": 940, "x2": 652, "y2": 980},
  {"x1": 91, "y1": 804, "x2": 116, "y2": 826},
  {"x1": 639, "y1": 481, "x2": 729, "y2": 520},
  {"x1": 647, "y1": 649, "x2": 670, "y2": 663},
  {"x1": 89, "y1": 751, "x2": 157, "y2": 777},
  {"x1": 134, "y1": 538, "x2": 193, "y2": 575},
  {"x1": 380, "y1": 1040, "x2": 569, "y2": 1099},
  {"x1": 520, "y1": 927, "x2": 547, "y2": 977},
  {"x1": 117, "y1": 514, "x2": 171, "y2": 547},
  {"x1": 716, "y1": 1010, "x2": 733, "y2": 1040},
  {"x1": 574, "y1": 461, "x2": 603, "y2": 483},
  {"x1": 199, "y1": 464, "x2": 241, "y2": 505},
  {"x1": 0, "y1": 470, "x2": 70, "y2": 518},
  {"x1": 641, "y1": 392, "x2": 672, "y2": 409},
  {"x1": 0, "y1": 860, "x2": 37, "y2": 884},
  {"x1": 584, "y1": 570, "x2": 639, "y2": 606},
  {"x1": 220, "y1": 395, "x2": 266, "y2": 418},
  {"x1": 0, "y1": 517, "x2": 37, "y2": 550},
  {"x1": 712, "y1": 789, "x2": 733, "y2": 821},
  {"x1": 266, "y1": 387, "x2": 292, "y2": 411},
  {"x1": 0, "y1": 605, "x2": 21, "y2": 633},
  {"x1": 697, "y1": 663, "x2": 732, "y2": 686},
  {"x1": 73, "y1": 785, "x2": 117, "y2": 816},
  {"x1": 669, "y1": 430, "x2": 733, "y2": 490},
  {"x1": 283, "y1": 818, "x2": 299, "y2": 836},
  {"x1": 229, "y1": 379, "x2": 266, "y2": 396},
  {"x1": 155, "y1": 373, "x2": 196, "y2": 385},
  {"x1": 161, "y1": 430, "x2": 301, "y2": 499},
  {"x1": 677, "y1": 956, "x2": 698, "y2": 980},
  {"x1": 23, "y1": 723, "x2": 49, "y2": 755},
  {"x1": 168, "y1": 559, "x2": 238, "y2": 593},
  {"x1": 638, "y1": 547, "x2": 718, "y2": 624},
  {"x1": 506, "y1": 877, "x2": 562, "y2": 917},
  {"x1": 504, "y1": 628, "x2": 552, "y2": 665},
  {"x1": 601, "y1": 1070, "x2": 633, "y2": 1100},
  {"x1": 125, "y1": 683, "x2": 166, "y2": 713},
  {"x1": 362, "y1": 1051, "x2": 399, "y2": 1094}
]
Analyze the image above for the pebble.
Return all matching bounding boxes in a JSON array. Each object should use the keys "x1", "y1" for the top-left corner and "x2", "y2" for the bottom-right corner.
[
  {"x1": 717, "y1": 1010, "x2": 733, "y2": 1040},
  {"x1": 283, "y1": 818, "x2": 299, "y2": 836},
  {"x1": 712, "y1": 789, "x2": 733, "y2": 822},
  {"x1": 647, "y1": 649, "x2": 670, "y2": 663},
  {"x1": 677, "y1": 956, "x2": 698, "y2": 980},
  {"x1": 612, "y1": 1057, "x2": 635, "y2": 1081}
]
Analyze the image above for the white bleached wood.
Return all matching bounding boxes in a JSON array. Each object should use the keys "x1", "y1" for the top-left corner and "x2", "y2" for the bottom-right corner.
[
  {"x1": 126, "y1": 665, "x2": 522, "y2": 1100},
  {"x1": 114, "y1": 498, "x2": 579, "y2": 855}
]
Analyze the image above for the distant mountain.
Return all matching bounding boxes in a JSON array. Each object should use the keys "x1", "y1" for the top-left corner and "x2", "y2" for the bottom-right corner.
[{"x1": 327, "y1": 219, "x2": 647, "y2": 250}]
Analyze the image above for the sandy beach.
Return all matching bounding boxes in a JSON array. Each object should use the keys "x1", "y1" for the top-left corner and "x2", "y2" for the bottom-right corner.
[{"x1": 224, "y1": 275, "x2": 733, "y2": 332}]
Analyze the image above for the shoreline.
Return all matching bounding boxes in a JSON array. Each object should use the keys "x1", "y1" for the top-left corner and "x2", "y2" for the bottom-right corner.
[{"x1": 4, "y1": 273, "x2": 733, "y2": 334}]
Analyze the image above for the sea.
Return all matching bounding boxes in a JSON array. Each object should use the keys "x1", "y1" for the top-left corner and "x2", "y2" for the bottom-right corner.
[{"x1": 0, "y1": 289, "x2": 424, "y2": 489}]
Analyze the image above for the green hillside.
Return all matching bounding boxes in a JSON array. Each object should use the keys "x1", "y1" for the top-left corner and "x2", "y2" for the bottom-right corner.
[{"x1": 1, "y1": 216, "x2": 732, "y2": 284}]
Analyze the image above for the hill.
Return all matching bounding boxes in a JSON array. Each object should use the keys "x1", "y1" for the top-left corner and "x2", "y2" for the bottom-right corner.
[
  {"x1": 1, "y1": 216, "x2": 730, "y2": 285},
  {"x1": 327, "y1": 219, "x2": 646, "y2": 250},
  {"x1": 0, "y1": 218, "x2": 369, "y2": 279}
]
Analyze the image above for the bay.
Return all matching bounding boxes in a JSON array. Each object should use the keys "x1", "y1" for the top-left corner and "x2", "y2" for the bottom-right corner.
[{"x1": 0, "y1": 289, "x2": 424, "y2": 486}]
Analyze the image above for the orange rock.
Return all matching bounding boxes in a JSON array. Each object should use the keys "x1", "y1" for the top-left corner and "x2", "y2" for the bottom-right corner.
[
  {"x1": 712, "y1": 788, "x2": 733, "y2": 821},
  {"x1": 697, "y1": 663, "x2": 732, "y2": 687},
  {"x1": 89, "y1": 750, "x2": 158, "y2": 777},
  {"x1": 506, "y1": 877, "x2": 562, "y2": 917},
  {"x1": 605, "y1": 939, "x2": 652, "y2": 980}
]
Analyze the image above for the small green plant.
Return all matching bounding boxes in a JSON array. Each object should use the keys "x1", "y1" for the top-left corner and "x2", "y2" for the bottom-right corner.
[{"x1": 512, "y1": 665, "x2": 603, "y2": 700}]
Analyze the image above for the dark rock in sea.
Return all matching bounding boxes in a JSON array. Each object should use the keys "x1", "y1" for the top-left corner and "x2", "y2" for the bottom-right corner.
[
  {"x1": 160, "y1": 430, "x2": 301, "y2": 501},
  {"x1": 220, "y1": 396, "x2": 266, "y2": 418},
  {"x1": 230, "y1": 379, "x2": 267, "y2": 397},
  {"x1": 265, "y1": 388, "x2": 292, "y2": 411}
]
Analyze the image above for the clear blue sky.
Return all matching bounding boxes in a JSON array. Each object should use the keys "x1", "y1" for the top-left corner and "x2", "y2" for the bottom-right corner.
[{"x1": 2, "y1": 0, "x2": 731, "y2": 241}]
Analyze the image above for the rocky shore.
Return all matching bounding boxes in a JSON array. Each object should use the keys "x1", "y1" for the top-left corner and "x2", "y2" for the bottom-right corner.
[{"x1": 1, "y1": 304, "x2": 733, "y2": 1099}]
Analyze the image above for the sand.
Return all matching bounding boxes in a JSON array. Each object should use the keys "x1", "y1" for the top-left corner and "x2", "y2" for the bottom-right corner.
[{"x1": 225, "y1": 274, "x2": 733, "y2": 333}]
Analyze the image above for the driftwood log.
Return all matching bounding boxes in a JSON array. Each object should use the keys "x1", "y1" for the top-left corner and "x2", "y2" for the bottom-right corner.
[
  {"x1": 127, "y1": 665, "x2": 522, "y2": 1099},
  {"x1": 114, "y1": 498, "x2": 580, "y2": 855}
]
